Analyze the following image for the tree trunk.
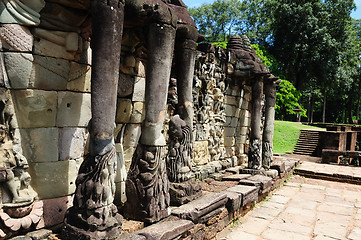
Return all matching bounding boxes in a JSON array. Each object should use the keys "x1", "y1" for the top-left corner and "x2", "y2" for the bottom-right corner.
[
  {"x1": 357, "y1": 96, "x2": 360, "y2": 123},
  {"x1": 348, "y1": 95, "x2": 354, "y2": 124},
  {"x1": 248, "y1": 78, "x2": 263, "y2": 170},
  {"x1": 310, "y1": 96, "x2": 314, "y2": 124},
  {"x1": 322, "y1": 89, "x2": 327, "y2": 123}
]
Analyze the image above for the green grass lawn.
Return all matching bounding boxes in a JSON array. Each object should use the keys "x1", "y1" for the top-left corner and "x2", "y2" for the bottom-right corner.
[{"x1": 273, "y1": 120, "x2": 324, "y2": 154}]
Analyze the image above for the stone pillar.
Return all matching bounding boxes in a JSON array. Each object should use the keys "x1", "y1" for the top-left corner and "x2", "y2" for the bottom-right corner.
[
  {"x1": 262, "y1": 77, "x2": 277, "y2": 169},
  {"x1": 63, "y1": 1, "x2": 124, "y2": 239},
  {"x1": 175, "y1": 31, "x2": 197, "y2": 128},
  {"x1": 125, "y1": 23, "x2": 176, "y2": 223},
  {"x1": 248, "y1": 78, "x2": 264, "y2": 170}
]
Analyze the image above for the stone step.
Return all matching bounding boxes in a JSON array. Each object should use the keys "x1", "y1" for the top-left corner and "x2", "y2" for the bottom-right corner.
[
  {"x1": 171, "y1": 192, "x2": 228, "y2": 222},
  {"x1": 222, "y1": 174, "x2": 251, "y2": 181},
  {"x1": 239, "y1": 174, "x2": 273, "y2": 191},
  {"x1": 223, "y1": 185, "x2": 259, "y2": 212},
  {"x1": 120, "y1": 219, "x2": 194, "y2": 240}
]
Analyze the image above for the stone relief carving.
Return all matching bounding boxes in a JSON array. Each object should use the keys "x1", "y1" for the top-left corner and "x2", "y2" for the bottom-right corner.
[
  {"x1": 0, "y1": 0, "x2": 45, "y2": 26},
  {"x1": 167, "y1": 115, "x2": 193, "y2": 183},
  {"x1": 0, "y1": 89, "x2": 40, "y2": 239}
]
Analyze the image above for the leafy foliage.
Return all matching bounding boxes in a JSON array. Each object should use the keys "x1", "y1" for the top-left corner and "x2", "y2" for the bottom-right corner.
[
  {"x1": 276, "y1": 80, "x2": 306, "y2": 120},
  {"x1": 189, "y1": 0, "x2": 361, "y2": 123},
  {"x1": 189, "y1": 0, "x2": 244, "y2": 42}
]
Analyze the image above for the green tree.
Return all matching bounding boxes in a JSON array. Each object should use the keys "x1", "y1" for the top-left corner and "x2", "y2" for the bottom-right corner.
[{"x1": 189, "y1": 0, "x2": 245, "y2": 42}]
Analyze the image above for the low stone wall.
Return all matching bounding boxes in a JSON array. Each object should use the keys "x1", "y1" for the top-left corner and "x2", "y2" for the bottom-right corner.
[{"x1": 119, "y1": 157, "x2": 298, "y2": 240}]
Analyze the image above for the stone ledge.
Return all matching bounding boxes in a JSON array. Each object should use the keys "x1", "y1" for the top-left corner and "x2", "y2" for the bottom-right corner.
[{"x1": 11, "y1": 157, "x2": 299, "y2": 240}]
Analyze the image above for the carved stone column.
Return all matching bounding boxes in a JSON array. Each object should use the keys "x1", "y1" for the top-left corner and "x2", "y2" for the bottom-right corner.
[
  {"x1": 63, "y1": 0, "x2": 124, "y2": 239},
  {"x1": 262, "y1": 76, "x2": 278, "y2": 169},
  {"x1": 167, "y1": 25, "x2": 202, "y2": 206},
  {"x1": 248, "y1": 77, "x2": 264, "y2": 170},
  {"x1": 125, "y1": 23, "x2": 176, "y2": 223}
]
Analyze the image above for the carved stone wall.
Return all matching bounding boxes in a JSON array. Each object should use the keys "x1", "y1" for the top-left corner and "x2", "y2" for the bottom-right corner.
[
  {"x1": 0, "y1": 1, "x2": 90, "y2": 237},
  {"x1": 0, "y1": 0, "x2": 270, "y2": 235}
]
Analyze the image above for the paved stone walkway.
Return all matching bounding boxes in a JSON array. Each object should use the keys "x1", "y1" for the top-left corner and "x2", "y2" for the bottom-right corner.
[
  {"x1": 217, "y1": 174, "x2": 361, "y2": 240},
  {"x1": 296, "y1": 161, "x2": 361, "y2": 180}
]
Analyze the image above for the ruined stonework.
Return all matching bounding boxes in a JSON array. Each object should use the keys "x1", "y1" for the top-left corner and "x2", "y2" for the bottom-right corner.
[
  {"x1": 167, "y1": 115, "x2": 193, "y2": 183},
  {"x1": 0, "y1": 90, "x2": 39, "y2": 239},
  {"x1": 64, "y1": 147, "x2": 123, "y2": 239},
  {"x1": 167, "y1": 116, "x2": 202, "y2": 205},
  {"x1": 125, "y1": 145, "x2": 170, "y2": 223},
  {"x1": 0, "y1": 0, "x2": 278, "y2": 237}
]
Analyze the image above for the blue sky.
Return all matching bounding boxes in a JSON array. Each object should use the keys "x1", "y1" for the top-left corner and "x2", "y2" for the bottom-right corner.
[{"x1": 183, "y1": 0, "x2": 361, "y2": 19}]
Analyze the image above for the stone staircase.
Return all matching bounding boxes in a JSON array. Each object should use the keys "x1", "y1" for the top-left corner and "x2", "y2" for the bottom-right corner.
[{"x1": 293, "y1": 130, "x2": 320, "y2": 156}]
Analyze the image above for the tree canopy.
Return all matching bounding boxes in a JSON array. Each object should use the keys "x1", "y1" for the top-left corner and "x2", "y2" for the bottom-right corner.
[{"x1": 189, "y1": 0, "x2": 361, "y2": 123}]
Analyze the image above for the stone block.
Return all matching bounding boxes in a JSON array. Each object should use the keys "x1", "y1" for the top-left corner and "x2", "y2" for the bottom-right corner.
[
  {"x1": 224, "y1": 127, "x2": 236, "y2": 137},
  {"x1": 239, "y1": 174, "x2": 273, "y2": 191},
  {"x1": 116, "y1": 99, "x2": 133, "y2": 123},
  {"x1": 239, "y1": 116, "x2": 250, "y2": 127},
  {"x1": 226, "y1": 185, "x2": 259, "y2": 206},
  {"x1": 240, "y1": 126, "x2": 248, "y2": 135},
  {"x1": 32, "y1": 29, "x2": 79, "y2": 60},
  {"x1": 130, "y1": 102, "x2": 145, "y2": 123},
  {"x1": 12, "y1": 90, "x2": 57, "y2": 128},
  {"x1": 238, "y1": 135, "x2": 247, "y2": 144},
  {"x1": 266, "y1": 169, "x2": 278, "y2": 179},
  {"x1": 31, "y1": 55, "x2": 70, "y2": 90},
  {"x1": 236, "y1": 143, "x2": 244, "y2": 155},
  {"x1": 225, "y1": 105, "x2": 236, "y2": 117},
  {"x1": 238, "y1": 154, "x2": 248, "y2": 165},
  {"x1": 121, "y1": 220, "x2": 144, "y2": 234},
  {"x1": 193, "y1": 141, "x2": 210, "y2": 165},
  {"x1": 210, "y1": 172, "x2": 224, "y2": 181},
  {"x1": 225, "y1": 96, "x2": 237, "y2": 106},
  {"x1": 118, "y1": 73, "x2": 134, "y2": 97},
  {"x1": 172, "y1": 193, "x2": 228, "y2": 222},
  {"x1": 123, "y1": 124, "x2": 141, "y2": 148},
  {"x1": 38, "y1": 196, "x2": 73, "y2": 228},
  {"x1": 237, "y1": 97, "x2": 243, "y2": 108},
  {"x1": 222, "y1": 174, "x2": 251, "y2": 181},
  {"x1": 28, "y1": 160, "x2": 78, "y2": 199},
  {"x1": 231, "y1": 118, "x2": 238, "y2": 128},
  {"x1": 67, "y1": 62, "x2": 91, "y2": 92},
  {"x1": 224, "y1": 117, "x2": 232, "y2": 127},
  {"x1": 224, "y1": 191, "x2": 241, "y2": 212},
  {"x1": 208, "y1": 161, "x2": 222, "y2": 172},
  {"x1": 170, "y1": 179, "x2": 202, "y2": 206},
  {"x1": 136, "y1": 60, "x2": 146, "y2": 78},
  {"x1": 225, "y1": 167, "x2": 240, "y2": 174},
  {"x1": 20, "y1": 128, "x2": 58, "y2": 163},
  {"x1": 231, "y1": 86, "x2": 240, "y2": 96},
  {"x1": 198, "y1": 208, "x2": 223, "y2": 224},
  {"x1": 132, "y1": 77, "x2": 145, "y2": 102},
  {"x1": 134, "y1": 220, "x2": 194, "y2": 240},
  {"x1": 57, "y1": 92, "x2": 91, "y2": 127},
  {"x1": 220, "y1": 159, "x2": 232, "y2": 169},
  {"x1": 26, "y1": 229, "x2": 52, "y2": 240},
  {"x1": 271, "y1": 161, "x2": 286, "y2": 175},
  {"x1": 241, "y1": 98, "x2": 249, "y2": 110},
  {"x1": 3, "y1": 52, "x2": 33, "y2": 89},
  {"x1": 58, "y1": 127, "x2": 87, "y2": 161},
  {"x1": 0, "y1": 24, "x2": 33, "y2": 52},
  {"x1": 225, "y1": 147, "x2": 235, "y2": 158},
  {"x1": 224, "y1": 137, "x2": 235, "y2": 147}
]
